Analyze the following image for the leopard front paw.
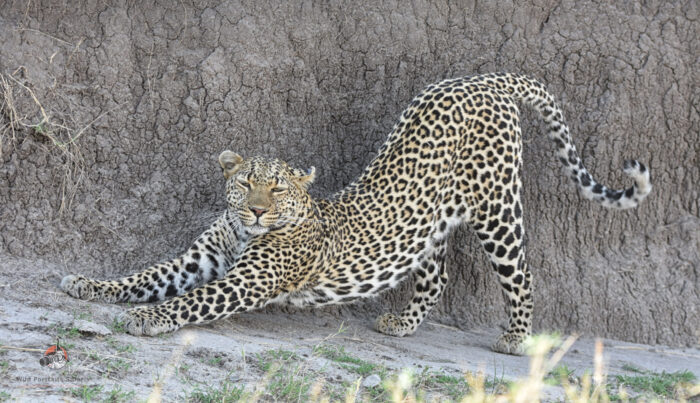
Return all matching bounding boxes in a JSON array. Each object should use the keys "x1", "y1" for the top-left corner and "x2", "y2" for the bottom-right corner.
[
  {"x1": 118, "y1": 308, "x2": 179, "y2": 336},
  {"x1": 491, "y1": 332, "x2": 526, "y2": 356},
  {"x1": 375, "y1": 313, "x2": 412, "y2": 337},
  {"x1": 61, "y1": 275, "x2": 100, "y2": 301}
]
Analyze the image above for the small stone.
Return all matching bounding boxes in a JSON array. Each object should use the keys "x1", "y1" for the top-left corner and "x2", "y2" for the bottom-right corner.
[
  {"x1": 362, "y1": 374, "x2": 382, "y2": 388},
  {"x1": 183, "y1": 96, "x2": 199, "y2": 110},
  {"x1": 73, "y1": 319, "x2": 112, "y2": 336}
]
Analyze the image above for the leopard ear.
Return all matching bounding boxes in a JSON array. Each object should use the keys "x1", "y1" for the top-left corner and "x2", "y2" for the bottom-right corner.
[
  {"x1": 292, "y1": 166, "x2": 315, "y2": 190},
  {"x1": 218, "y1": 150, "x2": 243, "y2": 179}
]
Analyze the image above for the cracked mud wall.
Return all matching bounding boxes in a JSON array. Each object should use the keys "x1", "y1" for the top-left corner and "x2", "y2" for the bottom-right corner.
[{"x1": 0, "y1": 0, "x2": 697, "y2": 346}]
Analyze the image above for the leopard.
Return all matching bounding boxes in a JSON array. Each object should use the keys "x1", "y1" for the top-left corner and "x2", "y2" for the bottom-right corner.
[{"x1": 61, "y1": 72, "x2": 651, "y2": 355}]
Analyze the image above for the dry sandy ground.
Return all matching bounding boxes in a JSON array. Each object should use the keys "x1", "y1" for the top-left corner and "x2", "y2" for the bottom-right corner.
[{"x1": 1, "y1": 255, "x2": 698, "y2": 402}]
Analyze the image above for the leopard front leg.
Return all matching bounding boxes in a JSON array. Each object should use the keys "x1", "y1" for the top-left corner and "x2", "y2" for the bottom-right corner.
[
  {"x1": 61, "y1": 275, "x2": 128, "y2": 303},
  {"x1": 118, "y1": 305, "x2": 180, "y2": 336},
  {"x1": 61, "y1": 212, "x2": 241, "y2": 303},
  {"x1": 375, "y1": 244, "x2": 448, "y2": 337},
  {"x1": 119, "y1": 265, "x2": 278, "y2": 336}
]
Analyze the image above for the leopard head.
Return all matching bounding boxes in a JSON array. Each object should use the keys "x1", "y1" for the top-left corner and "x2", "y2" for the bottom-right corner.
[{"x1": 219, "y1": 150, "x2": 315, "y2": 236}]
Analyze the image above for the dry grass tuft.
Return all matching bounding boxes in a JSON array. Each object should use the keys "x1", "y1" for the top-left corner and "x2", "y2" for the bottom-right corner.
[
  {"x1": 0, "y1": 73, "x2": 21, "y2": 158},
  {"x1": 0, "y1": 69, "x2": 118, "y2": 214}
]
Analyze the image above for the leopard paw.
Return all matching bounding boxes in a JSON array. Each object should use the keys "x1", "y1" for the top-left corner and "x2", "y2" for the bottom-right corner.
[
  {"x1": 491, "y1": 332, "x2": 526, "y2": 356},
  {"x1": 374, "y1": 313, "x2": 412, "y2": 337},
  {"x1": 118, "y1": 308, "x2": 179, "y2": 336},
  {"x1": 61, "y1": 275, "x2": 100, "y2": 301}
]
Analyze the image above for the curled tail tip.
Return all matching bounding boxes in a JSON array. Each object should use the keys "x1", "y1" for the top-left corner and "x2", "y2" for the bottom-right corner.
[
  {"x1": 622, "y1": 159, "x2": 651, "y2": 186},
  {"x1": 581, "y1": 159, "x2": 652, "y2": 210},
  {"x1": 623, "y1": 159, "x2": 647, "y2": 175},
  {"x1": 621, "y1": 159, "x2": 652, "y2": 207}
]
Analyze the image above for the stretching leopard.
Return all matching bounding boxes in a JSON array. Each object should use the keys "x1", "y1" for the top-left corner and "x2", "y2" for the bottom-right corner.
[{"x1": 62, "y1": 73, "x2": 651, "y2": 355}]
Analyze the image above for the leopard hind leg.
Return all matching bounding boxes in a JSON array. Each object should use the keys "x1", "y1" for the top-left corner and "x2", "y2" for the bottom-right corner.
[{"x1": 470, "y1": 195, "x2": 533, "y2": 355}]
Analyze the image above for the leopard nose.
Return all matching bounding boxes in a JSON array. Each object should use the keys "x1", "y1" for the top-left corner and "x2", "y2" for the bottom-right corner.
[{"x1": 249, "y1": 207, "x2": 267, "y2": 217}]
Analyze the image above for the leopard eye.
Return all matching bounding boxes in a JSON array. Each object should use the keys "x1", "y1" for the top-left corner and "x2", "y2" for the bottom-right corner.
[
  {"x1": 236, "y1": 179, "x2": 250, "y2": 190},
  {"x1": 271, "y1": 187, "x2": 288, "y2": 194}
]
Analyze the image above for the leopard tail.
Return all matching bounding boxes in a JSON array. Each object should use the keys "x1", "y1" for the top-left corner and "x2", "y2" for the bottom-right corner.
[{"x1": 485, "y1": 72, "x2": 651, "y2": 210}]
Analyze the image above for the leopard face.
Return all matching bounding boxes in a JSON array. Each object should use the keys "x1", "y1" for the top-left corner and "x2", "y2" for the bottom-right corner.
[{"x1": 219, "y1": 151, "x2": 315, "y2": 235}]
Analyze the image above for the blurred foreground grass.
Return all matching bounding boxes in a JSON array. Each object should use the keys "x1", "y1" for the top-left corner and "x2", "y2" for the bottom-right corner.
[{"x1": 181, "y1": 334, "x2": 699, "y2": 403}]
